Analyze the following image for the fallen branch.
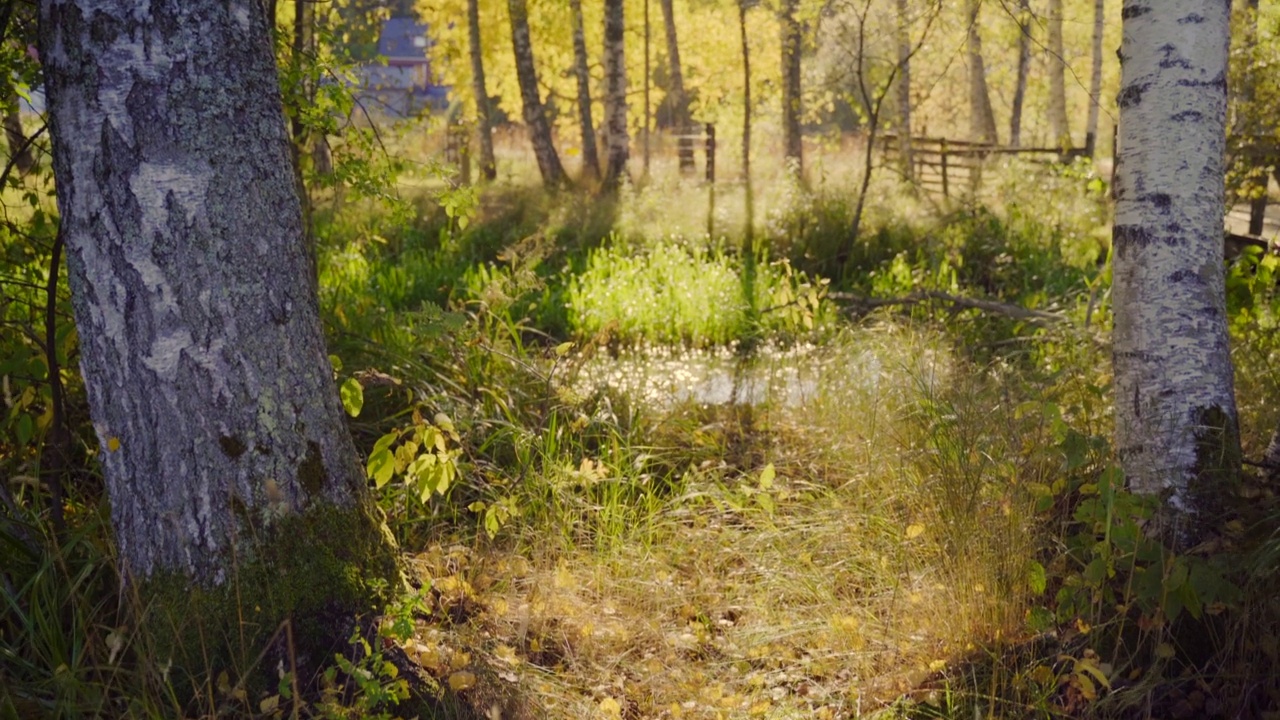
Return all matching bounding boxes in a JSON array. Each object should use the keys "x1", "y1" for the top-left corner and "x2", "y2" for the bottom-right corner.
[{"x1": 828, "y1": 290, "x2": 1067, "y2": 325}]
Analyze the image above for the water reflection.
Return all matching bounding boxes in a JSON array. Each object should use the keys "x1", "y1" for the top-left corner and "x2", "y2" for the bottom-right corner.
[{"x1": 565, "y1": 338, "x2": 937, "y2": 410}]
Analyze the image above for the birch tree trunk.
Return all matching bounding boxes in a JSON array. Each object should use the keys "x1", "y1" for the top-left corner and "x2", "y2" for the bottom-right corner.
[
  {"x1": 1048, "y1": 0, "x2": 1070, "y2": 146},
  {"x1": 965, "y1": 0, "x2": 998, "y2": 144},
  {"x1": 37, "y1": 0, "x2": 401, "y2": 655},
  {"x1": 469, "y1": 0, "x2": 498, "y2": 181},
  {"x1": 895, "y1": 0, "x2": 913, "y2": 182},
  {"x1": 1112, "y1": 0, "x2": 1240, "y2": 551},
  {"x1": 509, "y1": 0, "x2": 567, "y2": 188},
  {"x1": 1084, "y1": 0, "x2": 1104, "y2": 156},
  {"x1": 780, "y1": 0, "x2": 804, "y2": 179},
  {"x1": 603, "y1": 0, "x2": 630, "y2": 189},
  {"x1": 660, "y1": 0, "x2": 696, "y2": 173},
  {"x1": 570, "y1": 0, "x2": 601, "y2": 182},
  {"x1": 2, "y1": 95, "x2": 33, "y2": 175},
  {"x1": 1009, "y1": 0, "x2": 1032, "y2": 148},
  {"x1": 739, "y1": 0, "x2": 754, "y2": 242}
]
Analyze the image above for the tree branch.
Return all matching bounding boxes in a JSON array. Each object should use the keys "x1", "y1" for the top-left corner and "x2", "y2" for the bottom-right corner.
[{"x1": 829, "y1": 289, "x2": 1067, "y2": 325}]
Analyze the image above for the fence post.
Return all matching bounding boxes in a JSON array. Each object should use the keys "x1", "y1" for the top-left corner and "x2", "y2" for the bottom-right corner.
[
  {"x1": 940, "y1": 138, "x2": 949, "y2": 198},
  {"x1": 706, "y1": 124, "x2": 716, "y2": 238},
  {"x1": 705, "y1": 123, "x2": 716, "y2": 184}
]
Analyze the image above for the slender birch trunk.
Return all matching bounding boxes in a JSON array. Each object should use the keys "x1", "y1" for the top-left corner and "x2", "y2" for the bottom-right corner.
[
  {"x1": 469, "y1": 0, "x2": 497, "y2": 181},
  {"x1": 509, "y1": 0, "x2": 567, "y2": 187},
  {"x1": 895, "y1": 0, "x2": 913, "y2": 182},
  {"x1": 660, "y1": 0, "x2": 696, "y2": 173},
  {"x1": 643, "y1": 0, "x2": 652, "y2": 178},
  {"x1": 603, "y1": 0, "x2": 630, "y2": 189},
  {"x1": 1010, "y1": 0, "x2": 1032, "y2": 148},
  {"x1": 780, "y1": 0, "x2": 803, "y2": 179},
  {"x1": 2, "y1": 95, "x2": 33, "y2": 175},
  {"x1": 1048, "y1": 0, "x2": 1070, "y2": 147},
  {"x1": 570, "y1": 0, "x2": 601, "y2": 182},
  {"x1": 739, "y1": 0, "x2": 754, "y2": 242},
  {"x1": 1084, "y1": 0, "x2": 1104, "y2": 156},
  {"x1": 965, "y1": 0, "x2": 998, "y2": 144},
  {"x1": 37, "y1": 0, "x2": 400, "y2": 656},
  {"x1": 1112, "y1": 0, "x2": 1239, "y2": 551}
]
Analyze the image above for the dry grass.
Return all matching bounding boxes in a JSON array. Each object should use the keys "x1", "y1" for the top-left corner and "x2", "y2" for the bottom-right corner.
[{"x1": 395, "y1": 326, "x2": 1053, "y2": 719}]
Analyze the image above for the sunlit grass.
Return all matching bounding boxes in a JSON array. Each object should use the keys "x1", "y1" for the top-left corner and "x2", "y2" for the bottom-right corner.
[{"x1": 395, "y1": 326, "x2": 1057, "y2": 718}]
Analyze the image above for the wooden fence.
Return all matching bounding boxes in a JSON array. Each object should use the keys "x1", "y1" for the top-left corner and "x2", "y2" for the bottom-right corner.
[{"x1": 878, "y1": 133, "x2": 1087, "y2": 197}]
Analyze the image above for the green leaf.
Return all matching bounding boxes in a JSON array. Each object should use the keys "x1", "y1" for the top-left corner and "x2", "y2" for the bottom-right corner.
[
  {"x1": 340, "y1": 378, "x2": 364, "y2": 417},
  {"x1": 758, "y1": 463, "x2": 775, "y2": 491},
  {"x1": 367, "y1": 448, "x2": 395, "y2": 488},
  {"x1": 1026, "y1": 560, "x2": 1047, "y2": 595}
]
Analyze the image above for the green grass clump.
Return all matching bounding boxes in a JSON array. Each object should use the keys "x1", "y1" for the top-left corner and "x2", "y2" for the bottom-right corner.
[{"x1": 567, "y1": 237, "x2": 832, "y2": 346}]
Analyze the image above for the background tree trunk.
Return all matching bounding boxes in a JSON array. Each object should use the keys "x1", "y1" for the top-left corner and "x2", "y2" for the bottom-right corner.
[
  {"x1": 660, "y1": 0, "x2": 696, "y2": 173},
  {"x1": 1047, "y1": 0, "x2": 1070, "y2": 146},
  {"x1": 739, "y1": 0, "x2": 753, "y2": 242},
  {"x1": 1112, "y1": 0, "x2": 1239, "y2": 551},
  {"x1": 2, "y1": 94, "x2": 32, "y2": 175},
  {"x1": 780, "y1": 0, "x2": 803, "y2": 179},
  {"x1": 965, "y1": 0, "x2": 998, "y2": 144},
  {"x1": 469, "y1": 0, "x2": 498, "y2": 181},
  {"x1": 1009, "y1": 0, "x2": 1032, "y2": 148},
  {"x1": 509, "y1": 0, "x2": 567, "y2": 187},
  {"x1": 570, "y1": 0, "x2": 601, "y2": 182},
  {"x1": 37, "y1": 0, "x2": 400, "y2": 643},
  {"x1": 603, "y1": 0, "x2": 630, "y2": 189},
  {"x1": 895, "y1": 0, "x2": 913, "y2": 182},
  {"x1": 1084, "y1": 0, "x2": 1104, "y2": 156}
]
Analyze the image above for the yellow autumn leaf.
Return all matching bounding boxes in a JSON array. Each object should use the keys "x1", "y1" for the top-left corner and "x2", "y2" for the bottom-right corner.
[
  {"x1": 905, "y1": 523, "x2": 925, "y2": 539},
  {"x1": 448, "y1": 670, "x2": 476, "y2": 691},
  {"x1": 259, "y1": 695, "x2": 280, "y2": 713},
  {"x1": 598, "y1": 697, "x2": 622, "y2": 719}
]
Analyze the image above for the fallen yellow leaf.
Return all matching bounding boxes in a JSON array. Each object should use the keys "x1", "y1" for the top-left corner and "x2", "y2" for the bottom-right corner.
[
  {"x1": 598, "y1": 697, "x2": 622, "y2": 719},
  {"x1": 448, "y1": 670, "x2": 476, "y2": 691}
]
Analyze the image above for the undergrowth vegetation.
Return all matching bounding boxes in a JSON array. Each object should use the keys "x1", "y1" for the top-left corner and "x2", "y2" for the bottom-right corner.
[{"x1": 6, "y1": 128, "x2": 1280, "y2": 720}]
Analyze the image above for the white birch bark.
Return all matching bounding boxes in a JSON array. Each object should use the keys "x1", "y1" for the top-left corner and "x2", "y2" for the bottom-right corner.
[
  {"x1": 1113, "y1": 0, "x2": 1240, "y2": 550},
  {"x1": 603, "y1": 0, "x2": 630, "y2": 189},
  {"x1": 965, "y1": 0, "x2": 998, "y2": 144},
  {"x1": 1085, "y1": 0, "x2": 1105, "y2": 156},
  {"x1": 1048, "y1": 0, "x2": 1070, "y2": 146},
  {"x1": 38, "y1": 0, "x2": 398, "y2": 584}
]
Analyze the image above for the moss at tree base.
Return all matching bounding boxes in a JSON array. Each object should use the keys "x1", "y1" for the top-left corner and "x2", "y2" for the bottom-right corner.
[{"x1": 137, "y1": 498, "x2": 403, "y2": 705}]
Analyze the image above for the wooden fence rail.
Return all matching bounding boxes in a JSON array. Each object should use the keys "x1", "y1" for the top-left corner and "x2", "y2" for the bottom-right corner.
[{"x1": 878, "y1": 133, "x2": 1087, "y2": 197}]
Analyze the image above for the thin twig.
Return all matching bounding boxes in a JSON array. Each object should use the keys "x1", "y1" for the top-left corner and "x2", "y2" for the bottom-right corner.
[{"x1": 829, "y1": 289, "x2": 1067, "y2": 325}]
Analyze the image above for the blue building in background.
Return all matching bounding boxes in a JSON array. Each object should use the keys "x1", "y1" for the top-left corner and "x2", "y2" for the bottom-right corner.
[{"x1": 354, "y1": 17, "x2": 450, "y2": 117}]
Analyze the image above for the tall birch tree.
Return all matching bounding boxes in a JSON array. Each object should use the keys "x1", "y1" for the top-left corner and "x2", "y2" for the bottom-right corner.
[
  {"x1": 1084, "y1": 0, "x2": 1105, "y2": 156},
  {"x1": 660, "y1": 0, "x2": 696, "y2": 173},
  {"x1": 1047, "y1": 0, "x2": 1070, "y2": 146},
  {"x1": 1010, "y1": 0, "x2": 1032, "y2": 148},
  {"x1": 603, "y1": 0, "x2": 630, "y2": 189},
  {"x1": 469, "y1": 0, "x2": 498, "y2": 181},
  {"x1": 570, "y1": 0, "x2": 601, "y2": 182},
  {"x1": 895, "y1": 0, "x2": 914, "y2": 181},
  {"x1": 965, "y1": 0, "x2": 998, "y2": 144},
  {"x1": 1112, "y1": 0, "x2": 1240, "y2": 550},
  {"x1": 37, "y1": 0, "x2": 401, "y2": 655},
  {"x1": 509, "y1": 0, "x2": 567, "y2": 187},
  {"x1": 780, "y1": 0, "x2": 804, "y2": 178}
]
